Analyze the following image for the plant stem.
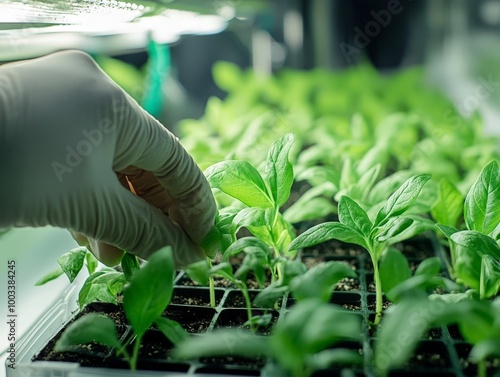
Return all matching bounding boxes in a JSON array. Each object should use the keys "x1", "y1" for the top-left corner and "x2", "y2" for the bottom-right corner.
[
  {"x1": 478, "y1": 359, "x2": 486, "y2": 377},
  {"x1": 209, "y1": 275, "x2": 216, "y2": 307},
  {"x1": 130, "y1": 333, "x2": 143, "y2": 371},
  {"x1": 239, "y1": 281, "x2": 255, "y2": 332},
  {"x1": 480, "y1": 258, "x2": 486, "y2": 300},
  {"x1": 371, "y1": 255, "x2": 383, "y2": 326},
  {"x1": 207, "y1": 258, "x2": 216, "y2": 307},
  {"x1": 447, "y1": 239, "x2": 456, "y2": 279}
]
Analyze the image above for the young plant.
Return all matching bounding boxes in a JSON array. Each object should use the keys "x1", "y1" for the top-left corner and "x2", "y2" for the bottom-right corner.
[
  {"x1": 173, "y1": 298, "x2": 362, "y2": 377},
  {"x1": 36, "y1": 247, "x2": 141, "y2": 308},
  {"x1": 375, "y1": 296, "x2": 500, "y2": 377},
  {"x1": 54, "y1": 247, "x2": 187, "y2": 370},
  {"x1": 377, "y1": 247, "x2": 461, "y2": 305},
  {"x1": 187, "y1": 244, "x2": 273, "y2": 332},
  {"x1": 431, "y1": 177, "x2": 464, "y2": 277},
  {"x1": 254, "y1": 260, "x2": 356, "y2": 309},
  {"x1": 289, "y1": 174, "x2": 433, "y2": 325},
  {"x1": 204, "y1": 133, "x2": 297, "y2": 280},
  {"x1": 436, "y1": 160, "x2": 500, "y2": 299}
]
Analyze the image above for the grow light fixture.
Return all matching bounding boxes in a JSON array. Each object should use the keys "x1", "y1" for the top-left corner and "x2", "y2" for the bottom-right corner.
[{"x1": 0, "y1": 0, "x2": 229, "y2": 60}]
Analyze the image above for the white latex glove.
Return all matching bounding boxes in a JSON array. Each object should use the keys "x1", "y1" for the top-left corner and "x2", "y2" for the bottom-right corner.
[{"x1": 0, "y1": 50, "x2": 216, "y2": 267}]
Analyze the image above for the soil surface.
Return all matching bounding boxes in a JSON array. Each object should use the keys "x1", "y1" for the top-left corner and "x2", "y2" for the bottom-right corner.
[
  {"x1": 33, "y1": 303, "x2": 128, "y2": 364},
  {"x1": 200, "y1": 355, "x2": 266, "y2": 369},
  {"x1": 160, "y1": 306, "x2": 215, "y2": 334}
]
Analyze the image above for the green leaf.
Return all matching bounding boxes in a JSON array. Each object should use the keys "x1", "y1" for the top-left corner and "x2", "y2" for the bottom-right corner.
[
  {"x1": 123, "y1": 246, "x2": 175, "y2": 337},
  {"x1": 458, "y1": 301, "x2": 497, "y2": 344},
  {"x1": 265, "y1": 133, "x2": 295, "y2": 207},
  {"x1": 376, "y1": 217, "x2": 413, "y2": 243},
  {"x1": 209, "y1": 262, "x2": 235, "y2": 283},
  {"x1": 254, "y1": 285, "x2": 288, "y2": 308},
  {"x1": 223, "y1": 237, "x2": 271, "y2": 261},
  {"x1": 201, "y1": 225, "x2": 221, "y2": 259},
  {"x1": 121, "y1": 253, "x2": 140, "y2": 282},
  {"x1": 35, "y1": 266, "x2": 64, "y2": 286},
  {"x1": 243, "y1": 314, "x2": 273, "y2": 329},
  {"x1": 85, "y1": 252, "x2": 99, "y2": 275},
  {"x1": 308, "y1": 348, "x2": 363, "y2": 370},
  {"x1": 173, "y1": 329, "x2": 269, "y2": 360},
  {"x1": 155, "y1": 317, "x2": 188, "y2": 345},
  {"x1": 212, "y1": 61, "x2": 243, "y2": 92},
  {"x1": 279, "y1": 260, "x2": 308, "y2": 285},
  {"x1": 379, "y1": 248, "x2": 412, "y2": 297},
  {"x1": 78, "y1": 271, "x2": 125, "y2": 308},
  {"x1": 387, "y1": 275, "x2": 456, "y2": 303},
  {"x1": 374, "y1": 174, "x2": 431, "y2": 226},
  {"x1": 232, "y1": 207, "x2": 266, "y2": 231},
  {"x1": 375, "y1": 298, "x2": 455, "y2": 373},
  {"x1": 431, "y1": 178, "x2": 463, "y2": 227},
  {"x1": 289, "y1": 222, "x2": 368, "y2": 252},
  {"x1": 436, "y1": 224, "x2": 460, "y2": 239},
  {"x1": 451, "y1": 230, "x2": 500, "y2": 261},
  {"x1": 205, "y1": 160, "x2": 273, "y2": 208},
  {"x1": 338, "y1": 196, "x2": 372, "y2": 238},
  {"x1": 283, "y1": 183, "x2": 336, "y2": 224},
  {"x1": 55, "y1": 313, "x2": 121, "y2": 352},
  {"x1": 57, "y1": 247, "x2": 88, "y2": 283},
  {"x1": 469, "y1": 340, "x2": 500, "y2": 362},
  {"x1": 355, "y1": 163, "x2": 381, "y2": 200},
  {"x1": 415, "y1": 257, "x2": 442, "y2": 277},
  {"x1": 464, "y1": 160, "x2": 500, "y2": 237},
  {"x1": 368, "y1": 170, "x2": 412, "y2": 206},
  {"x1": 429, "y1": 290, "x2": 476, "y2": 304},
  {"x1": 290, "y1": 261, "x2": 356, "y2": 302},
  {"x1": 383, "y1": 217, "x2": 436, "y2": 245},
  {"x1": 185, "y1": 260, "x2": 210, "y2": 286},
  {"x1": 273, "y1": 299, "x2": 361, "y2": 355}
]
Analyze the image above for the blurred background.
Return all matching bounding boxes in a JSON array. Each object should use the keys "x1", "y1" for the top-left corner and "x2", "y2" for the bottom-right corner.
[
  {"x1": 1, "y1": 0, "x2": 499, "y2": 131},
  {"x1": 1, "y1": 0, "x2": 500, "y2": 372}
]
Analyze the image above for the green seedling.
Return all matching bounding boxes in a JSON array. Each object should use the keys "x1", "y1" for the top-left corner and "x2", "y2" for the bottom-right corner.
[
  {"x1": 187, "y1": 245, "x2": 273, "y2": 332},
  {"x1": 431, "y1": 177, "x2": 464, "y2": 277},
  {"x1": 437, "y1": 160, "x2": 500, "y2": 299},
  {"x1": 205, "y1": 133, "x2": 297, "y2": 280},
  {"x1": 55, "y1": 246, "x2": 187, "y2": 370},
  {"x1": 379, "y1": 249, "x2": 460, "y2": 303},
  {"x1": 36, "y1": 247, "x2": 141, "y2": 308},
  {"x1": 173, "y1": 299, "x2": 362, "y2": 377},
  {"x1": 254, "y1": 260, "x2": 356, "y2": 308},
  {"x1": 375, "y1": 296, "x2": 500, "y2": 377},
  {"x1": 289, "y1": 174, "x2": 434, "y2": 325}
]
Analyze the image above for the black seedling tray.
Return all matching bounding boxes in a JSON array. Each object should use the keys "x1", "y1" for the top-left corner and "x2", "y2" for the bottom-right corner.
[{"x1": 8, "y1": 234, "x2": 499, "y2": 377}]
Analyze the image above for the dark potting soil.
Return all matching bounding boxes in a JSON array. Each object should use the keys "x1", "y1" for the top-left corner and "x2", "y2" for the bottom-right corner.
[
  {"x1": 303, "y1": 239, "x2": 364, "y2": 257},
  {"x1": 160, "y1": 306, "x2": 215, "y2": 334},
  {"x1": 223, "y1": 290, "x2": 261, "y2": 308},
  {"x1": 33, "y1": 303, "x2": 128, "y2": 364},
  {"x1": 406, "y1": 342, "x2": 451, "y2": 369},
  {"x1": 394, "y1": 237, "x2": 436, "y2": 259},
  {"x1": 302, "y1": 255, "x2": 359, "y2": 270},
  {"x1": 170, "y1": 287, "x2": 224, "y2": 307},
  {"x1": 456, "y1": 343, "x2": 500, "y2": 376},
  {"x1": 176, "y1": 274, "x2": 234, "y2": 288},
  {"x1": 335, "y1": 277, "x2": 362, "y2": 292},
  {"x1": 200, "y1": 354, "x2": 267, "y2": 369},
  {"x1": 214, "y1": 309, "x2": 278, "y2": 336}
]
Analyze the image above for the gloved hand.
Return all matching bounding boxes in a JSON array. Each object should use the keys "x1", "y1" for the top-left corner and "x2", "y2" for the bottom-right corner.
[{"x1": 0, "y1": 50, "x2": 216, "y2": 267}]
